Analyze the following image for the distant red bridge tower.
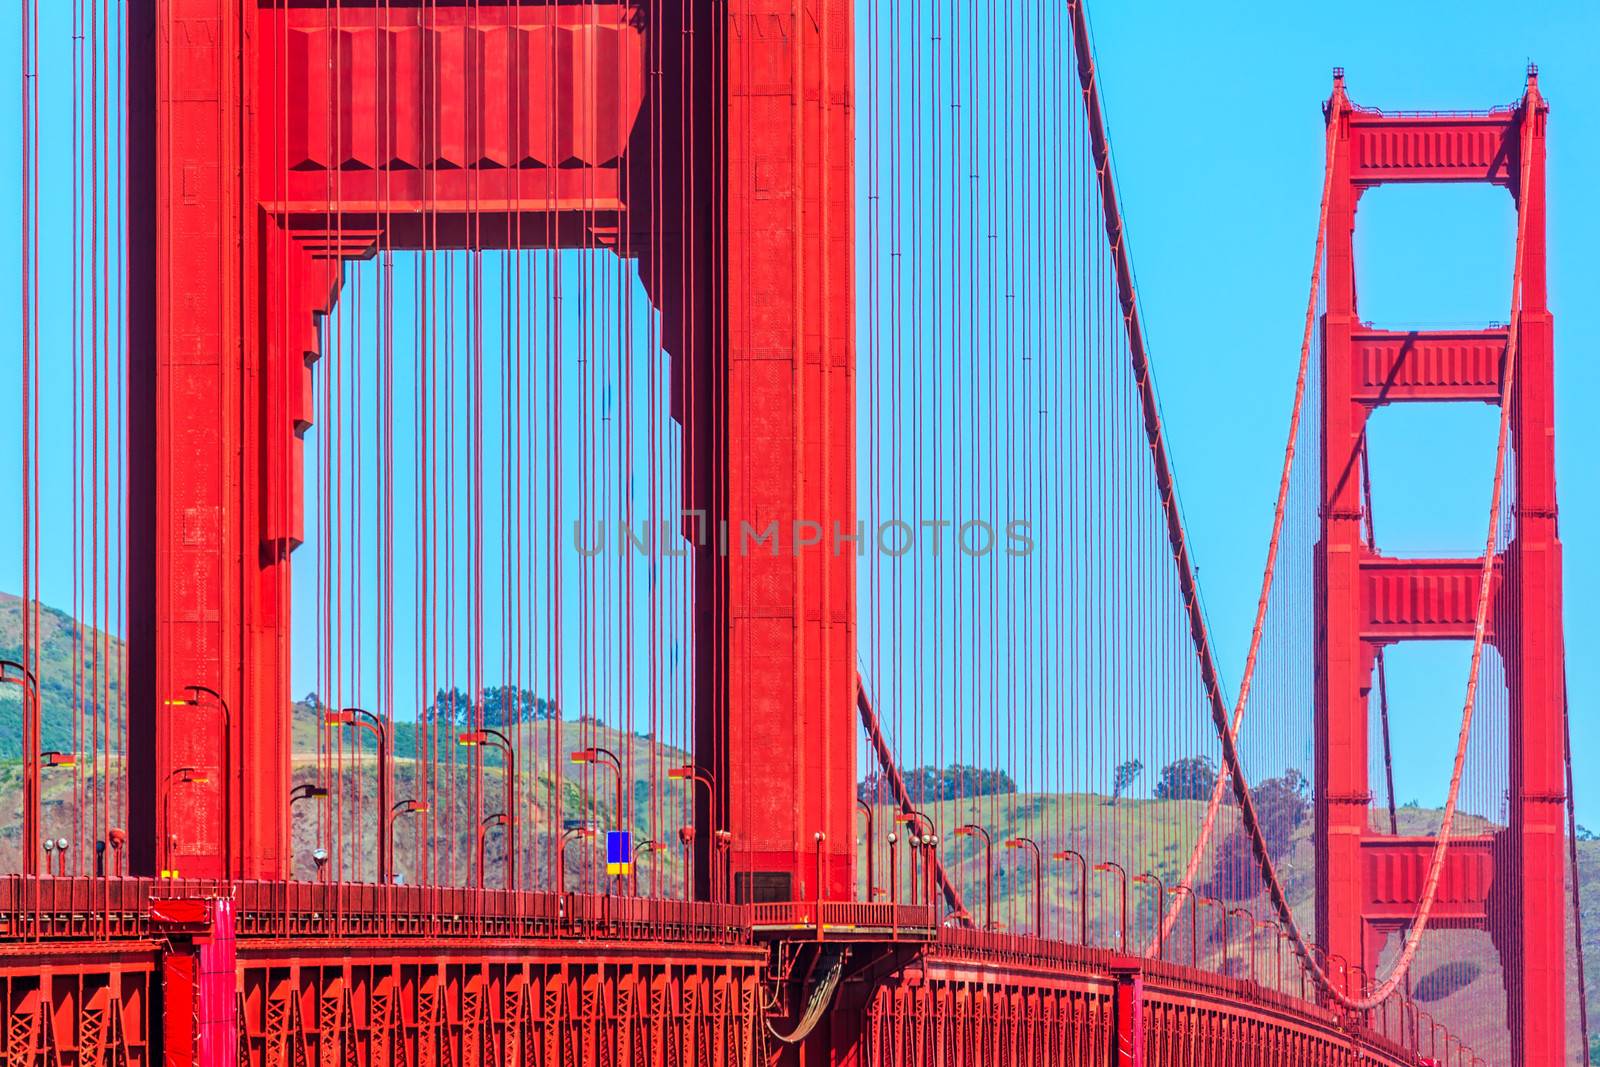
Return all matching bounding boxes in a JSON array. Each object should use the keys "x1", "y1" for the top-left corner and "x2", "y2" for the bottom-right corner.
[{"x1": 1314, "y1": 71, "x2": 1564, "y2": 1067}]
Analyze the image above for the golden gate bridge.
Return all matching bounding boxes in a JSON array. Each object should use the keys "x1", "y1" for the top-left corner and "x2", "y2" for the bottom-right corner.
[{"x1": 0, "y1": 2, "x2": 1582, "y2": 1066}]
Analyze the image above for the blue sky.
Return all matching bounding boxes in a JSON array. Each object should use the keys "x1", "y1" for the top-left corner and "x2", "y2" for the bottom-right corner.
[
  {"x1": 0, "y1": 2, "x2": 1595, "y2": 824},
  {"x1": 1084, "y1": 2, "x2": 1600, "y2": 822}
]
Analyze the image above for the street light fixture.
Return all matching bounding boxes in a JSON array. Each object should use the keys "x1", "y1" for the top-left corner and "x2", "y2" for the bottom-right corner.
[
  {"x1": 389, "y1": 798, "x2": 428, "y2": 884},
  {"x1": 1261, "y1": 921, "x2": 1283, "y2": 991},
  {"x1": 894, "y1": 811, "x2": 933, "y2": 905},
  {"x1": 166, "y1": 684, "x2": 233, "y2": 878},
  {"x1": 713, "y1": 829, "x2": 733, "y2": 903},
  {"x1": 1093, "y1": 862, "x2": 1128, "y2": 953},
  {"x1": 667, "y1": 764, "x2": 719, "y2": 901},
  {"x1": 570, "y1": 746, "x2": 623, "y2": 827},
  {"x1": 856, "y1": 799, "x2": 876, "y2": 901},
  {"x1": 632, "y1": 838, "x2": 663, "y2": 896},
  {"x1": 1004, "y1": 837, "x2": 1043, "y2": 936},
  {"x1": 161, "y1": 766, "x2": 208, "y2": 877},
  {"x1": 463, "y1": 728, "x2": 517, "y2": 889},
  {"x1": 676, "y1": 826, "x2": 695, "y2": 902},
  {"x1": 476, "y1": 812, "x2": 508, "y2": 889},
  {"x1": 1132, "y1": 872, "x2": 1166, "y2": 960},
  {"x1": 1, "y1": 659, "x2": 41, "y2": 876},
  {"x1": 559, "y1": 824, "x2": 597, "y2": 892},
  {"x1": 952, "y1": 824, "x2": 994, "y2": 930},
  {"x1": 325, "y1": 707, "x2": 390, "y2": 884},
  {"x1": 1052, "y1": 849, "x2": 1089, "y2": 945},
  {"x1": 1197, "y1": 895, "x2": 1225, "y2": 970},
  {"x1": 1169, "y1": 883, "x2": 1197, "y2": 965},
  {"x1": 1228, "y1": 907, "x2": 1256, "y2": 982}
]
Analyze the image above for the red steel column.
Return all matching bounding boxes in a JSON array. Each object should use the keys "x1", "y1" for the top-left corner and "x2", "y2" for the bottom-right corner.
[
  {"x1": 1313, "y1": 76, "x2": 1367, "y2": 979},
  {"x1": 129, "y1": 1, "x2": 288, "y2": 880},
  {"x1": 1506, "y1": 78, "x2": 1564, "y2": 1067},
  {"x1": 719, "y1": 0, "x2": 857, "y2": 903}
]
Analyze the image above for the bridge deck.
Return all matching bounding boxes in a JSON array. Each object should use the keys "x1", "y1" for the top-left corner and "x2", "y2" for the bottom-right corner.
[{"x1": 0, "y1": 878, "x2": 1429, "y2": 1067}]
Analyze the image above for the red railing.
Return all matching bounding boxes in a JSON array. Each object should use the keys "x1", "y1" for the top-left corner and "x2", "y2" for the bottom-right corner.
[
  {"x1": 926, "y1": 926, "x2": 1440, "y2": 1065},
  {"x1": 0, "y1": 876, "x2": 750, "y2": 946},
  {"x1": 748, "y1": 899, "x2": 937, "y2": 937},
  {"x1": 0, "y1": 877, "x2": 1462, "y2": 1065}
]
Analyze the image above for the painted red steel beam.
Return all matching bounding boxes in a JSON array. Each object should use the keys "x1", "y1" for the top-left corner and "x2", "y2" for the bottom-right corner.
[
  {"x1": 1347, "y1": 108, "x2": 1519, "y2": 186},
  {"x1": 1317, "y1": 73, "x2": 1564, "y2": 1067},
  {"x1": 1359, "y1": 556, "x2": 1503, "y2": 643},
  {"x1": 1360, "y1": 835, "x2": 1494, "y2": 925},
  {"x1": 1350, "y1": 328, "x2": 1507, "y2": 405}
]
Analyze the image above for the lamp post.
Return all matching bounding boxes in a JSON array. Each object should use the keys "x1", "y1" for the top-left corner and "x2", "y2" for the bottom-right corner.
[
  {"x1": 952, "y1": 824, "x2": 993, "y2": 929},
  {"x1": 464, "y1": 728, "x2": 517, "y2": 889},
  {"x1": 1420, "y1": 1017, "x2": 1446, "y2": 1062},
  {"x1": 289, "y1": 783, "x2": 329, "y2": 879},
  {"x1": 1052, "y1": 849, "x2": 1089, "y2": 945},
  {"x1": 161, "y1": 766, "x2": 207, "y2": 876},
  {"x1": 632, "y1": 838, "x2": 663, "y2": 896},
  {"x1": 1, "y1": 660, "x2": 41, "y2": 876},
  {"x1": 893, "y1": 811, "x2": 933, "y2": 906},
  {"x1": 389, "y1": 799, "x2": 428, "y2": 884},
  {"x1": 1004, "y1": 837, "x2": 1043, "y2": 936},
  {"x1": 812, "y1": 831, "x2": 827, "y2": 906},
  {"x1": 1263, "y1": 922, "x2": 1283, "y2": 992},
  {"x1": 1132, "y1": 872, "x2": 1166, "y2": 960},
  {"x1": 571, "y1": 745, "x2": 623, "y2": 826},
  {"x1": 1170, "y1": 883, "x2": 1197, "y2": 965},
  {"x1": 1198, "y1": 896, "x2": 1225, "y2": 970},
  {"x1": 167, "y1": 684, "x2": 233, "y2": 878},
  {"x1": 1094, "y1": 862, "x2": 1128, "y2": 953},
  {"x1": 677, "y1": 826, "x2": 695, "y2": 902},
  {"x1": 667, "y1": 765, "x2": 718, "y2": 901},
  {"x1": 325, "y1": 707, "x2": 389, "y2": 884},
  {"x1": 1228, "y1": 908, "x2": 1256, "y2": 982},
  {"x1": 887, "y1": 831, "x2": 900, "y2": 905},
  {"x1": 856, "y1": 799, "x2": 875, "y2": 901},
  {"x1": 559, "y1": 825, "x2": 597, "y2": 892},
  {"x1": 476, "y1": 812, "x2": 508, "y2": 889},
  {"x1": 714, "y1": 829, "x2": 733, "y2": 903}
]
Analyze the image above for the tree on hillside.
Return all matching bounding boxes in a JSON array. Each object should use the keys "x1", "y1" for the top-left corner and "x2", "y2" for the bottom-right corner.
[
  {"x1": 428, "y1": 685, "x2": 558, "y2": 726},
  {"x1": 1154, "y1": 755, "x2": 1218, "y2": 801},
  {"x1": 1254, "y1": 768, "x2": 1310, "y2": 855},
  {"x1": 857, "y1": 763, "x2": 1017, "y2": 804},
  {"x1": 1108, "y1": 758, "x2": 1144, "y2": 806},
  {"x1": 1205, "y1": 768, "x2": 1310, "y2": 901}
]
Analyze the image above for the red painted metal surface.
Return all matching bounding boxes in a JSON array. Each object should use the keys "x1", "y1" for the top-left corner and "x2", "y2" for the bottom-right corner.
[
  {"x1": 1315, "y1": 75, "x2": 1564, "y2": 1066},
  {"x1": 129, "y1": 0, "x2": 857, "y2": 903}
]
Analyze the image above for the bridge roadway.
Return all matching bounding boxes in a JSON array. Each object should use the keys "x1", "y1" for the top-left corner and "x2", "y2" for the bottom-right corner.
[{"x1": 0, "y1": 879, "x2": 1433, "y2": 1066}]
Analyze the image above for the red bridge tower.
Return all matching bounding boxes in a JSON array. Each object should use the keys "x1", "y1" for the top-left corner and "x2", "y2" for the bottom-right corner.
[
  {"x1": 1315, "y1": 71, "x2": 1564, "y2": 1066},
  {"x1": 127, "y1": 0, "x2": 858, "y2": 902}
]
